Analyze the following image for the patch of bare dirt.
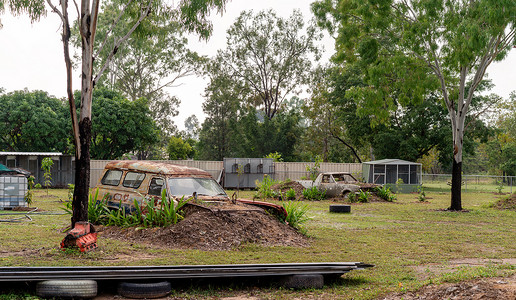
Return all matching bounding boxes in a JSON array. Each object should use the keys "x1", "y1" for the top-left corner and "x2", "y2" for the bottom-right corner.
[
  {"x1": 493, "y1": 193, "x2": 516, "y2": 210},
  {"x1": 410, "y1": 259, "x2": 516, "y2": 281},
  {"x1": 97, "y1": 205, "x2": 309, "y2": 251},
  {"x1": 380, "y1": 273, "x2": 516, "y2": 300}
]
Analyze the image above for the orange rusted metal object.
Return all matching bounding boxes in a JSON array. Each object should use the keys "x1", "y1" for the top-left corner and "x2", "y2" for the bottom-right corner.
[
  {"x1": 60, "y1": 222, "x2": 98, "y2": 252},
  {"x1": 104, "y1": 160, "x2": 211, "y2": 178}
]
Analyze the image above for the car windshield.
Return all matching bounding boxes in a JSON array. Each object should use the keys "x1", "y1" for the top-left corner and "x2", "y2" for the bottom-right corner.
[{"x1": 168, "y1": 178, "x2": 227, "y2": 198}]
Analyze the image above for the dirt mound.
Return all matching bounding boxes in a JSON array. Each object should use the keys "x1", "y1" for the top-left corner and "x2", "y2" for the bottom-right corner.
[
  {"x1": 380, "y1": 274, "x2": 516, "y2": 300},
  {"x1": 493, "y1": 193, "x2": 516, "y2": 210},
  {"x1": 271, "y1": 181, "x2": 306, "y2": 199},
  {"x1": 98, "y1": 206, "x2": 308, "y2": 251}
]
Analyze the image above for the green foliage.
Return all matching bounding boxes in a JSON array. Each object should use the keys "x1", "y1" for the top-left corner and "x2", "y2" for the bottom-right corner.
[
  {"x1": 265, "y1": 152, "x2": 283, "y2": 162},
  {"x1": 285, "y1": 188, "x2": 296, "y2": 200},
  {"x1": 34, "y1": 183, "x2": 42, "y2": 189},
  {"x1": 67, "y1": 184, "x2": 74, "y2": 202},
  {"x1": 88, "y1": 88, "x2": 159, "y2": 159},
  {"x1": 349, "y1": 190, "x2": 370, "y2": 203},
  {"x1": 63, "y1": 189, "x2": 189, "y2": 228},
  {"x1": 0, "y1": 0, "x2": 46, "y2": 23},
  {"x1": 24, "y1": 176, "x2": 35, "y2": 206},
  {"x1": 41, "y1": 157, "x2": 53, "y2": 194},
  {"x1": 495, "y1": 181, "x2": 504, "y2": 194},
  {"x1": 375, "y1": 186, "x2": 396, "y2": 202},
  {"x1": 254, "y1": 175, "x2": 278, "y2": 200},
  {"x1": 302, "y1": 186, "x2": 326, "y2": 201},
  {"x1": 0, "y1": 90, "x2": 71, "y2": 153},
  {"x1": 215, "y1": 9, "x2": 321, "y2": 120},
  {"x1": 282, "y1": 201, "x2": 310, "y2": 233},
  {"x1": 233, "y1": 108, "x2": 304, "y2": 161},
  {"x1": 417, "y1": 185, "x2": 427, "y2": 202},
  {"x1": 167, "y1": 136, "x2": 194, "y2": 160},
  {"x1": 89, "y1": 3, "x2": 205, "y2": 139},
  {"x1": 305, "y1": 155, "x2": 322, "y2": 182}
]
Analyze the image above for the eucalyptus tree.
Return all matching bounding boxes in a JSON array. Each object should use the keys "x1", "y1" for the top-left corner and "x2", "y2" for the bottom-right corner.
[
  {"x1": 88, "y1": 1, "x2": 206, "y2": 137},
  {"x1": 4, "y1": 0, "x2": 228, "y2": 227},
  {"x1": 313, "y1": 0, "x2": 516, "y2": 210},
  {"x1": 216, "y1": 9, "x2": 322, "y2": 120},
  {"x1": 198, "y1": 65, "x2": 242, "y2": 161}
]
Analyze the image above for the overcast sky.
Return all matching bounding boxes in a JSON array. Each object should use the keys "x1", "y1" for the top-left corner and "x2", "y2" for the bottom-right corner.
[{"x1": 0, "y1": 1, "x2": 514, "y2": 129}]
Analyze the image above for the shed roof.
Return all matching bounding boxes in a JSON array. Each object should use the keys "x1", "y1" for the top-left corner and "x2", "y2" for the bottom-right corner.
[
  {"x1": 0, "y1": 152, "x2": 62, "y2": 156},
  {"x1": 363, "y1": 159, "x2": 421, "y2": 165}
]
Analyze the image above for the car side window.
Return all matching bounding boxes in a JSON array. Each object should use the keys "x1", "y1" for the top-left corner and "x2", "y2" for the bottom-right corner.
[
  {"x1": 322, "y1": 175, "x2": 332, "y2": 183},
  {"x1": 148, "y1": 177, "x2": 164, "y2": 196},
  {"x1": 100, "y1": 170, "x2": 123, "y2": 186},
  {"x1": 122, "y1": 172, "x2": 145, "y2": 188}
]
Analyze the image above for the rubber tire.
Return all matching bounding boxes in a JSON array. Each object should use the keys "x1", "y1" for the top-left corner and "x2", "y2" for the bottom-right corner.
[
  {"x1": 36, "y1": 280, "x2": 97, "y2": 298},
  {"x1": 279, "y1": 274, "x2": 324, "y2": 289},
  {"x1": 329, "y1": 204, "x2": 351, "y2": 213},
  {"x1": 117, "y1": 281, "x2": 171, "y2": 299}
]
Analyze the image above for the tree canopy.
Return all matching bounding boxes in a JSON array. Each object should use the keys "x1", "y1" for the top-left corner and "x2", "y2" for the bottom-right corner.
[
  {"x1": 0, "y1": 90, "x2": 70, "y2": 152},
  {"x1": 213, "y1": 9, "x2": 322, "y2": 120},
  {"x1": 313, "y1": 0, "x2": 516, "y2": 210}
]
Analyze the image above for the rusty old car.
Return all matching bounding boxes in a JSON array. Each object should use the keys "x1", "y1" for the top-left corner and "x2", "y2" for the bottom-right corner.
[
  {"x1": 297, "y1": 172, "x2": 367, "y2": 198},
  {"x1": 94, "y1": 160, "x2": 286, "y2": 218}
]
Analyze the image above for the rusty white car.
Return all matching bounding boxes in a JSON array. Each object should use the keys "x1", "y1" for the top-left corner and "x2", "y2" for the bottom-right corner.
[
  {"x1": 297, "y1": 172, "x2": 363, "y2": 198},
  {"x1": 94, "y1": 160, "x2": 286, "y2": 217}
]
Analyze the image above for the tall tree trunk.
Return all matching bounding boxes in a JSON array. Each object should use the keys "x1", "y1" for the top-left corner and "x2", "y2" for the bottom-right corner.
[
  {"x1": 72, "y1": 118, "x2": 91, "y2": 226},
  {"x1": 449, "y1": 106, "x2": 465, "y2": 211},
  {"x1": 450, "y1": 158, "x2": 462, "y2": 210},
  {"x1": 70, "y1": 0, "x2": 99, "y2": 227}
]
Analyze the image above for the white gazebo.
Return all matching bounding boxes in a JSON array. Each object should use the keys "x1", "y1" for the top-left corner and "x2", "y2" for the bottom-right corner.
[{"x1": 362, "y1": 159, "x2": 422, "y2": 192}]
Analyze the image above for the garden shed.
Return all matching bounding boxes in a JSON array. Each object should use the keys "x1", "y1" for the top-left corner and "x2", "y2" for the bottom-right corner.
[
  {"x1": 362, "y1": 159, "x2": 422, "y2": 192},
  {"x1": 0, "y1": 152, "x2": 73, "y2": 187}
]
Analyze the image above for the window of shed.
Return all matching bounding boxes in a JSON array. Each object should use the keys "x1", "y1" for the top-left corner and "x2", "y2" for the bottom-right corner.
[
  {"x1": 101, "y1": 170, "x2": 123, "y2": 186},
  {"x1": 122, "y1": 172, "x2": 145, "y2": 188}
]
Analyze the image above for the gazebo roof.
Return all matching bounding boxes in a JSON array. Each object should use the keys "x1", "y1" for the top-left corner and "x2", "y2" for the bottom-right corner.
[{"x1": 363, "y1": 159, "x2": 420, "y2": 165}]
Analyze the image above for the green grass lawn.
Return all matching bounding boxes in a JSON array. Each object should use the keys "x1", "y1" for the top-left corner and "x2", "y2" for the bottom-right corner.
[{"x1": 0, "y1": 188, "x2": 515, "y2": 299}]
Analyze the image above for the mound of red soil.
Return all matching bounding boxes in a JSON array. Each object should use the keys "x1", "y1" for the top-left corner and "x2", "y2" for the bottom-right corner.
[
  {"x1": 493, "y1": 193, "x2": 516, "y2": 210},
  {"x1": 98, "y1": 206, "x2": 308, "y2": 251},
  {"x1": 271, "y1": 181, "x2": 306, "y2": 199}
]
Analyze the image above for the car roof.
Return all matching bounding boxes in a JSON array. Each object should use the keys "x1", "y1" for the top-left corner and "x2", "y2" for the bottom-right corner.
[{"x1": 104, "y1": 160, "x2": 212, "y2": 178}]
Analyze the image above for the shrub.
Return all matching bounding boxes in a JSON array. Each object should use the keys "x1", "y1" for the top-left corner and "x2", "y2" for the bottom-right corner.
[
  {"x1": 282, "y1": 201, "x2": 310, "y2": 233},
  {"x1": 357, "y1": 190, "x2": 370, "y2": 203},
  {"x1": 349, "y1": 190, "x2": 370, "y2": 203},
  {"x1": 254, "y1": 175, "x2": 279, "y2": 199},
  {"x1": 41, "y1": 157, "x2": 53, "y2": 195},
  {"x1": 24, "y1": 176, "x2": 35, "y2": 206},
  {"x1": 302, "y1": 186, "x2": 326, "y2": 201},
  {"x1": 374, "y1": 186, "x2": 396, "y2": 202},
  {"x1": 67, "y1": 184, "x2": 75, "y2": 202},
  {"x1": 417, "y1": 185, "x2": 427, "y2": 202},
  {"x1": 285, "y1": 188, "x2": 296, "y2": 200},
  {"x1": 63, "y1": 188, "x2": 189, "y2": 228},
  {"x1": 34, "y1": 183, "x2": 42, "y2": 189},
  {"x1": 63, "y1": 188, "x2": 109, "y2": 225}
]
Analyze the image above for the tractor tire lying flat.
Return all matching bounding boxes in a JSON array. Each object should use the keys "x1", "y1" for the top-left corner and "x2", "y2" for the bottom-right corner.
[
  {"x1": 118, "y1": 281, "x2": 171, "y2": 299},
  {"x1": 36, "y1": 280, "x2": 97, "y2": 298},
  {"x1": 329, "y1": 204, "x2": 351, "y2": 213}
]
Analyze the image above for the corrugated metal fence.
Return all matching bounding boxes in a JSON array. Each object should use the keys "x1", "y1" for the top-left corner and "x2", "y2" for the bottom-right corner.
[{"x1": 90, "y1": 160, "x2": 363, "y2": 188}]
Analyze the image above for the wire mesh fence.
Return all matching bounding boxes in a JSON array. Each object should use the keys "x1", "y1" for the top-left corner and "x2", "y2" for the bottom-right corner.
[{"x1": 422, "y1": 174, "x2": 514, "y2": 194}]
